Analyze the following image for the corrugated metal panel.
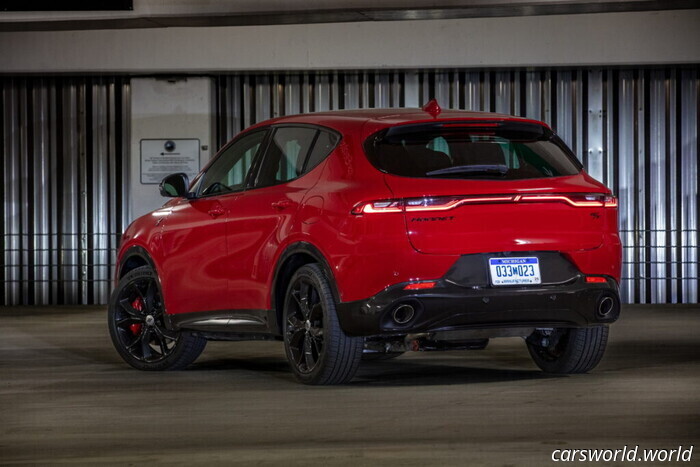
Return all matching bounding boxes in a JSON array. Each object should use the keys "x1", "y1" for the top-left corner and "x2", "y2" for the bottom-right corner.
[
  {"x1": 1, "y1": 70, "x2": 697, "y2": 305},
  {"x1": 1, "y1": 77, "x2": 130, "y2": 305},
  {"x1": 215, "y1": 68, "x2": 699, "y2": 304}
]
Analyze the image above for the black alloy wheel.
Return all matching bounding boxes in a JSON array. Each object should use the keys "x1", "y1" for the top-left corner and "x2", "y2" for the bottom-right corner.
[
  {"x1": 286, "y1": 276, "x2": 325, "y2": 374},
  {"x1": 526, "y1": 326, "x2": 609, "y2": 374},
  {"x1": 283, "y1": 264, "x2": 362, "y2": 384},
  {"x1": 108, "y1": 266, "x2": 206, "y2": 371}
]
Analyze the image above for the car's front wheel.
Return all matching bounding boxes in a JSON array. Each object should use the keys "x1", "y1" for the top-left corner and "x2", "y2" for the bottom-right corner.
[
  {"x1": 526, "y1": 326, "x2": 609, "y2": 374},
  {"x1": 108, "y1": 265, "x2": 207, "y2": 371},
  {"x1": 283, "y1": 264, "x2": 363, "y2": 385}
]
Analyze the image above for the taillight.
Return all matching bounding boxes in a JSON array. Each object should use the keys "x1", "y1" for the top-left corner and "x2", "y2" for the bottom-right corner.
[
  {"x1": 403, "y1": 281, "x2": 437, "y2": 290},
  {"x1": 585, "y1": 276, "x2": 608, "y2": 283},
  {"x1": 603, "y1": 195, "x2": 618, "y2": 208},
  {"x1": 352, "y1": 195, "x2": 512, "y2": 214},
  {"x1": 519, "y1": 194, "x2": 618, "y2": 208},
  {"x1": 350, "y1": 200, "x2": 403, "y2": 214},
  {"x1": 442, "y1": 123, "x2": 501, "y2": 128},
  {"x1": 352, "y1": 193, "x2": 618, "y2": 214},
  {"x1": 404, "y1": 196, "x2": 513, "y2": 212}
]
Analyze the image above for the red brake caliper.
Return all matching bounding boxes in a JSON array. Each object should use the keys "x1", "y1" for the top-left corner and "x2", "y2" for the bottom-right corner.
[{"x1": 129, "y1": 297, "x2": 144, "y2": 335}]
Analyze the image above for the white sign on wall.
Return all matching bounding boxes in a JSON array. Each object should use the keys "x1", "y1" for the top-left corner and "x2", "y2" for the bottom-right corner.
[{"x1": 140, "y1": 139, "x2": 200, "y2": 184}]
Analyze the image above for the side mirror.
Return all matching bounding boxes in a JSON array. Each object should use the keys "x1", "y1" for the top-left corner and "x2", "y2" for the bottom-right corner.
[{"x1": 159, "y1": 173, "x2": 189, "y2": 198}]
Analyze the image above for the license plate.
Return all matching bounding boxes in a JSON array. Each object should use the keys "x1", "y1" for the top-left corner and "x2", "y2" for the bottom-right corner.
[{"x1": 489, "y1": 257, "x2": 541, "y2": 286}]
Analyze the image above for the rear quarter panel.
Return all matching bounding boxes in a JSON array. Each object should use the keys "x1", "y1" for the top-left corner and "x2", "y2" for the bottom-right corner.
[{"x1": 293, "y1": 129, "x2": 458, "y2": 303}]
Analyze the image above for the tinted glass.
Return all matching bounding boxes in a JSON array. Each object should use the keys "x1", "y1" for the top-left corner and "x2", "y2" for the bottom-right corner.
[
  {"x1": 256, "y1": 127, "x2": 317, "y2": 187},
  {"x1": 199, "y1": 130, "x2": 266, "y2": 196},
  {"x1": 305, "y1": 130, "x2": 340, "y2": 171},
  {"x1": 365, "y1": 123, "x2": 581, "y2": 180}
]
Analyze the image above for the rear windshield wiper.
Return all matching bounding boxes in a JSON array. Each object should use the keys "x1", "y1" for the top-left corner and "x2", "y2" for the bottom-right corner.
[{"x1": 426, "y1": 164, "x2": 508, "y2": 177}]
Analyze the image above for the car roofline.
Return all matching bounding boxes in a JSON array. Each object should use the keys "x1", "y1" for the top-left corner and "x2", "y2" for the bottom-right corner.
[{"x1": 244, "y1": 108, "x2": 551, "y2": 134}]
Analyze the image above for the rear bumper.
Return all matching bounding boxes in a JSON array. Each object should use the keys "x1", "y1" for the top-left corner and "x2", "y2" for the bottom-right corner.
[{"x1": 336, "y1": 275, "x2": 620, "y2": 337}]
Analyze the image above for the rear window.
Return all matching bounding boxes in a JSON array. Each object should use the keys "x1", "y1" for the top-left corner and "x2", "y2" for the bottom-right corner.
[{"x1": 364, "y1": 122, "x2": 582, "y2": 180}]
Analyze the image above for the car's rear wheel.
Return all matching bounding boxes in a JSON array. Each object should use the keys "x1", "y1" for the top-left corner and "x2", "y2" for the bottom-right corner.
[
  {"x1": 526, "y1": 326, "x2": 609, "y2": 374},
  {"x1": 108, "y1": 265, "x2": 207, "y2": 371},
  {"x1": 283, "y1": 264, "x2": 363, "y2": 385}
]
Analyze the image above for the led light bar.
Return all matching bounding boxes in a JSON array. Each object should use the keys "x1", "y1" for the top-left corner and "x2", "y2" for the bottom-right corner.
[
  {"x1": 352, "y1": 194, "x2": 618, "y2": 214},
  {"x1": 519, "y1": 194, "x2": 618, "y2": 208},
  {"x1": 441, "y1": 123, "x2": 501, "y2": 128}
]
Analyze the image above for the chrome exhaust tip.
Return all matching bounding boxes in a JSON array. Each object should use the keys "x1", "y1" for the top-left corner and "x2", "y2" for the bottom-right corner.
[
  {"x1": 392, "y1": 304, "x2": 416, "y2": 325},
  {"x1": 597, "y1": 296, "x2": 615, "y2": 317}
]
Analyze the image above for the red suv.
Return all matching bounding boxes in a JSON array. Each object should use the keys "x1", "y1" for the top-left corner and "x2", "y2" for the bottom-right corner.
[{"x1": 109, "y1": 101, "x2": 621, "y2": 385}]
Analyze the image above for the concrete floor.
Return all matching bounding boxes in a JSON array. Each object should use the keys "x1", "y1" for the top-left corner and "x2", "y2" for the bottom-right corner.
[{"x1": 0, "y1": 305, "x2": 698, "y2": 466}]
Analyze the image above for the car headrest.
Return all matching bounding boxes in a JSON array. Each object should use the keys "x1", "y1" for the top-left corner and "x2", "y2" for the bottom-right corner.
[{"x1": 378, "y1": 144, "x2": 451, "y2": 177}]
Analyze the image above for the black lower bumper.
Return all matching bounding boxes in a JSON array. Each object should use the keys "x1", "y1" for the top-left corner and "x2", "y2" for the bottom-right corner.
[{"x1": 336, "y1": 275, "x2": 620, "y2": 337}]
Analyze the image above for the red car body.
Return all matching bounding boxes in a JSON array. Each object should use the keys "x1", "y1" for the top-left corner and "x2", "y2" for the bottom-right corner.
[{"x1": 112, "y1": 103, "x2": 621, "y2": 382}]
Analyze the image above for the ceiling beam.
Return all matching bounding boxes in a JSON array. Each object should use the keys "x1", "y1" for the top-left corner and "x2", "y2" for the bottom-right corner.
[{"x1": 0, "y1": 0, "x2": 697, "y2": 32}]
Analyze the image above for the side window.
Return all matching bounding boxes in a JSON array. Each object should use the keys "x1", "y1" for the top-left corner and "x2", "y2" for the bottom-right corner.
[
  {"x1": 305, "y1": 130, "x2": 339, "y2": 172},
  {"x1": 199, "y1": 130, "x2": 267, "y2": 196},
  {"x1": 256, "y1": 127, "x2": 317, "y2": 188}
]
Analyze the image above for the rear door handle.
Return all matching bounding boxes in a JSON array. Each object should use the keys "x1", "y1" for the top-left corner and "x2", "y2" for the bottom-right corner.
[
  {"x1": 271, "y1": 200, "x2": 292, "y2": 211},
  {"x1": 207, "y1": 204, "x2": 226, "y2": 218}
]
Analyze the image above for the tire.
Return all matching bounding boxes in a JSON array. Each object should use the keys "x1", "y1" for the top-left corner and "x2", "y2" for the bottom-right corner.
[
  {"x1": 526, "y1": 326, "x2": 609, "y2": 374},
  {"x1": 283, "y1": 264, "x2": 363, "y2": 385},
  {"x1": 108, "y1": 265, "x2": 207, "y2": 371},
  {"x1": 362, "y1": 351, "x2": 405, "y2": 361}
]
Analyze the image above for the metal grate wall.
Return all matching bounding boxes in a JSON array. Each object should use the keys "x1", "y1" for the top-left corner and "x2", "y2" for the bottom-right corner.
[
  {"x1": 1, "y1": 70, "x2": 697, "y2": 305},
  {"x1": 1, "y1": 77, "x2": 130, "y2": 306},
  {"x1": 216, "y1": 68, "x2": 699, "y2": 304}
]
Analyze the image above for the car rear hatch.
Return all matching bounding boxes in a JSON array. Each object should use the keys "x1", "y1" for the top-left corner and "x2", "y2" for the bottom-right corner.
[{"x1": 361, "y1": 120, "x2": 616, "y2": 255}]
